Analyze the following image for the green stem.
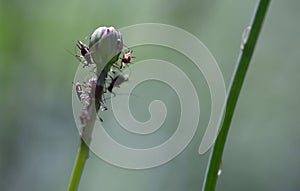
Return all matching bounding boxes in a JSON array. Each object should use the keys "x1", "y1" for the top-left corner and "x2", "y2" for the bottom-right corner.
[
  {"x1": 67, "y1": 139, "x2": 89, "y2": 191},
  {"x1": 67, "y1": 102, "x2": 96, "y2": 191},
  {"x1": 67, "y1": 53, "x2": 121, "y2": 191},
  {"x1": 202, "y1": 0, "x2": 271, "y2": 191}
]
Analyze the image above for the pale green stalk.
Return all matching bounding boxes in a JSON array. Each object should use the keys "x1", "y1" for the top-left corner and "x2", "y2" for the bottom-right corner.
[
  {"x1": 202, "y1": 0, "x2": 271, "y2": 190},
  {"x1": 67, "y1": 54, "x2": 120, "y2": 191}
]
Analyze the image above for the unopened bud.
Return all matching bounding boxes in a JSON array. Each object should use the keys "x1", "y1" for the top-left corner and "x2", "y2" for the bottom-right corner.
[{"x1": 89, "y1": 26, "x2": 123, "y2": 71}]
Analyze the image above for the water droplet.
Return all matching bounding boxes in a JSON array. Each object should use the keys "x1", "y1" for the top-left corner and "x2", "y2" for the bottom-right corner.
[
  {"x1": 240, "y1": 26, "x2": 251, "y2": 50},
  {"x1": 218, "y1": 160, "x2": 223, "y2": 176}
]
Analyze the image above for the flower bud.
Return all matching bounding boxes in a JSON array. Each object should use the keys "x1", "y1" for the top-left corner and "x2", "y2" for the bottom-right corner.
[{"x1": 89, "y1": 26, "x2": 123, "y2": 71}]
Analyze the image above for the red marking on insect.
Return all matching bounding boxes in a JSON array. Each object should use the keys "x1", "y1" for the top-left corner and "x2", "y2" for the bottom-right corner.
[
  {"x1": 121, "y1": 52, "x2": 132, "y2": 63},
  {"x1": 120, "y1": 49, "x2": 135, "y2": 69},
  {"x1": 76, "y1": 41, "x2": 89, "y2": 57},
  {"x1": 72, "y1": 41, "x2": 94, "y2": 68}
]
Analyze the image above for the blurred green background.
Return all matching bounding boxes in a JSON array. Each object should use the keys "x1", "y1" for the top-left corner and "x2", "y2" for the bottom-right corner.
[{"x1": 1, "y1": 0, "x2": 300, "y2": 191}]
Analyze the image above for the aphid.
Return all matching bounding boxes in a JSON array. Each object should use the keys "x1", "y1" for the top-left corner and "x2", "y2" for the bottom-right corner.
[
  {"x1": 107, "y1": 74, "x2": 129, "y2": 95},
  {"x1": 74, "y1": 78, "x2": 105, "y2": 123},
  {"x1": 80, "y1": 109, "x2": 89, "y2": 125},
  {"x1": 84, "y1": 77, "x2": 107, "y2": 120},
  {"x1": 73, "y1": 82, "x2": 84, "y2": 100},
  {"x1": 73, "y1": 82, "x2": 89, "y2": 105},
  {"x1": 120, "y1": 49, "x2": 135, "y2": 69},
  {"x1": 121, "y1": 50, "x2": 133, "y2": 63},
  {"x1": 83, "y1": 77, "x2": 97, "y2": 96},
  {"x1": 76, "y1": 41, "x2": 89, "y2": 56},
  {"x1": 76, "y1": 41, "x2": 94, "y2": 67},
  {"x1": 73, "y1": 81, "x2": 91, "y2": 124}
]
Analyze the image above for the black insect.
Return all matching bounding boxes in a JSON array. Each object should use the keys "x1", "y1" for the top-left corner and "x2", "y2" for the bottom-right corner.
[{"x1": 107, "y1": 74, "x2": 129, "y2": 95}]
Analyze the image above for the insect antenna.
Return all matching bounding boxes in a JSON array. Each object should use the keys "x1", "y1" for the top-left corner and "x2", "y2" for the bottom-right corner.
[{"x1": 65, "y1": 48, "x2": 82, "y2": 63}]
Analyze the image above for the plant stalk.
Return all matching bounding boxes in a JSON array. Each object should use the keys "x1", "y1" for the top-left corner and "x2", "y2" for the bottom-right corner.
[
  {"x1": 67, "y1": 54, "x2": 121, "y2": 191},
  {"x1": 67, "y1": 139, "x2": 89, "y2": 191},
  {"x1": 202, "y1": 0, "x2": 271, "y2": 190}
]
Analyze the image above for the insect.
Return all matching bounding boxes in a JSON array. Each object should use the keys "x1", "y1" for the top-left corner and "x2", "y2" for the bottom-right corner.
[
  {"x1": 73, "y1": 82, "x2": 89, "y2": 105},
  {"x1": 95, "y1": 82, "x2": 107, "y2": 112},
  {"x1": 72, "y1": 40, "x2": 134, "y2": 123},
  {"x1": 83, "y1": 76, "x2": 107, "y2": 122},
  {"x1": 73, "y1": 81, "x2": 91, "y2": 124},
  {"x1": 120, "y1": 49, "x2": 135, "y2": 69},
  {"x1": 67, "y1": 40, "x2": 94, "y2": 68},
  {"x1": 77, "y1": 40, "x2": 95, "y2": 68},
  {"x1": 76, "y1": 41, "x2": 89, "y2": 56},
  {"x1": 107, "y1": 74, "x2": 129, "y2": 96}
]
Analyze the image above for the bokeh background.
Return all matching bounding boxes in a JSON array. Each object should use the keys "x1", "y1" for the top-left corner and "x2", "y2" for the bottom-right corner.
[{"x1": 1, "y1": 0, "x2": 299, "y2": 191}]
